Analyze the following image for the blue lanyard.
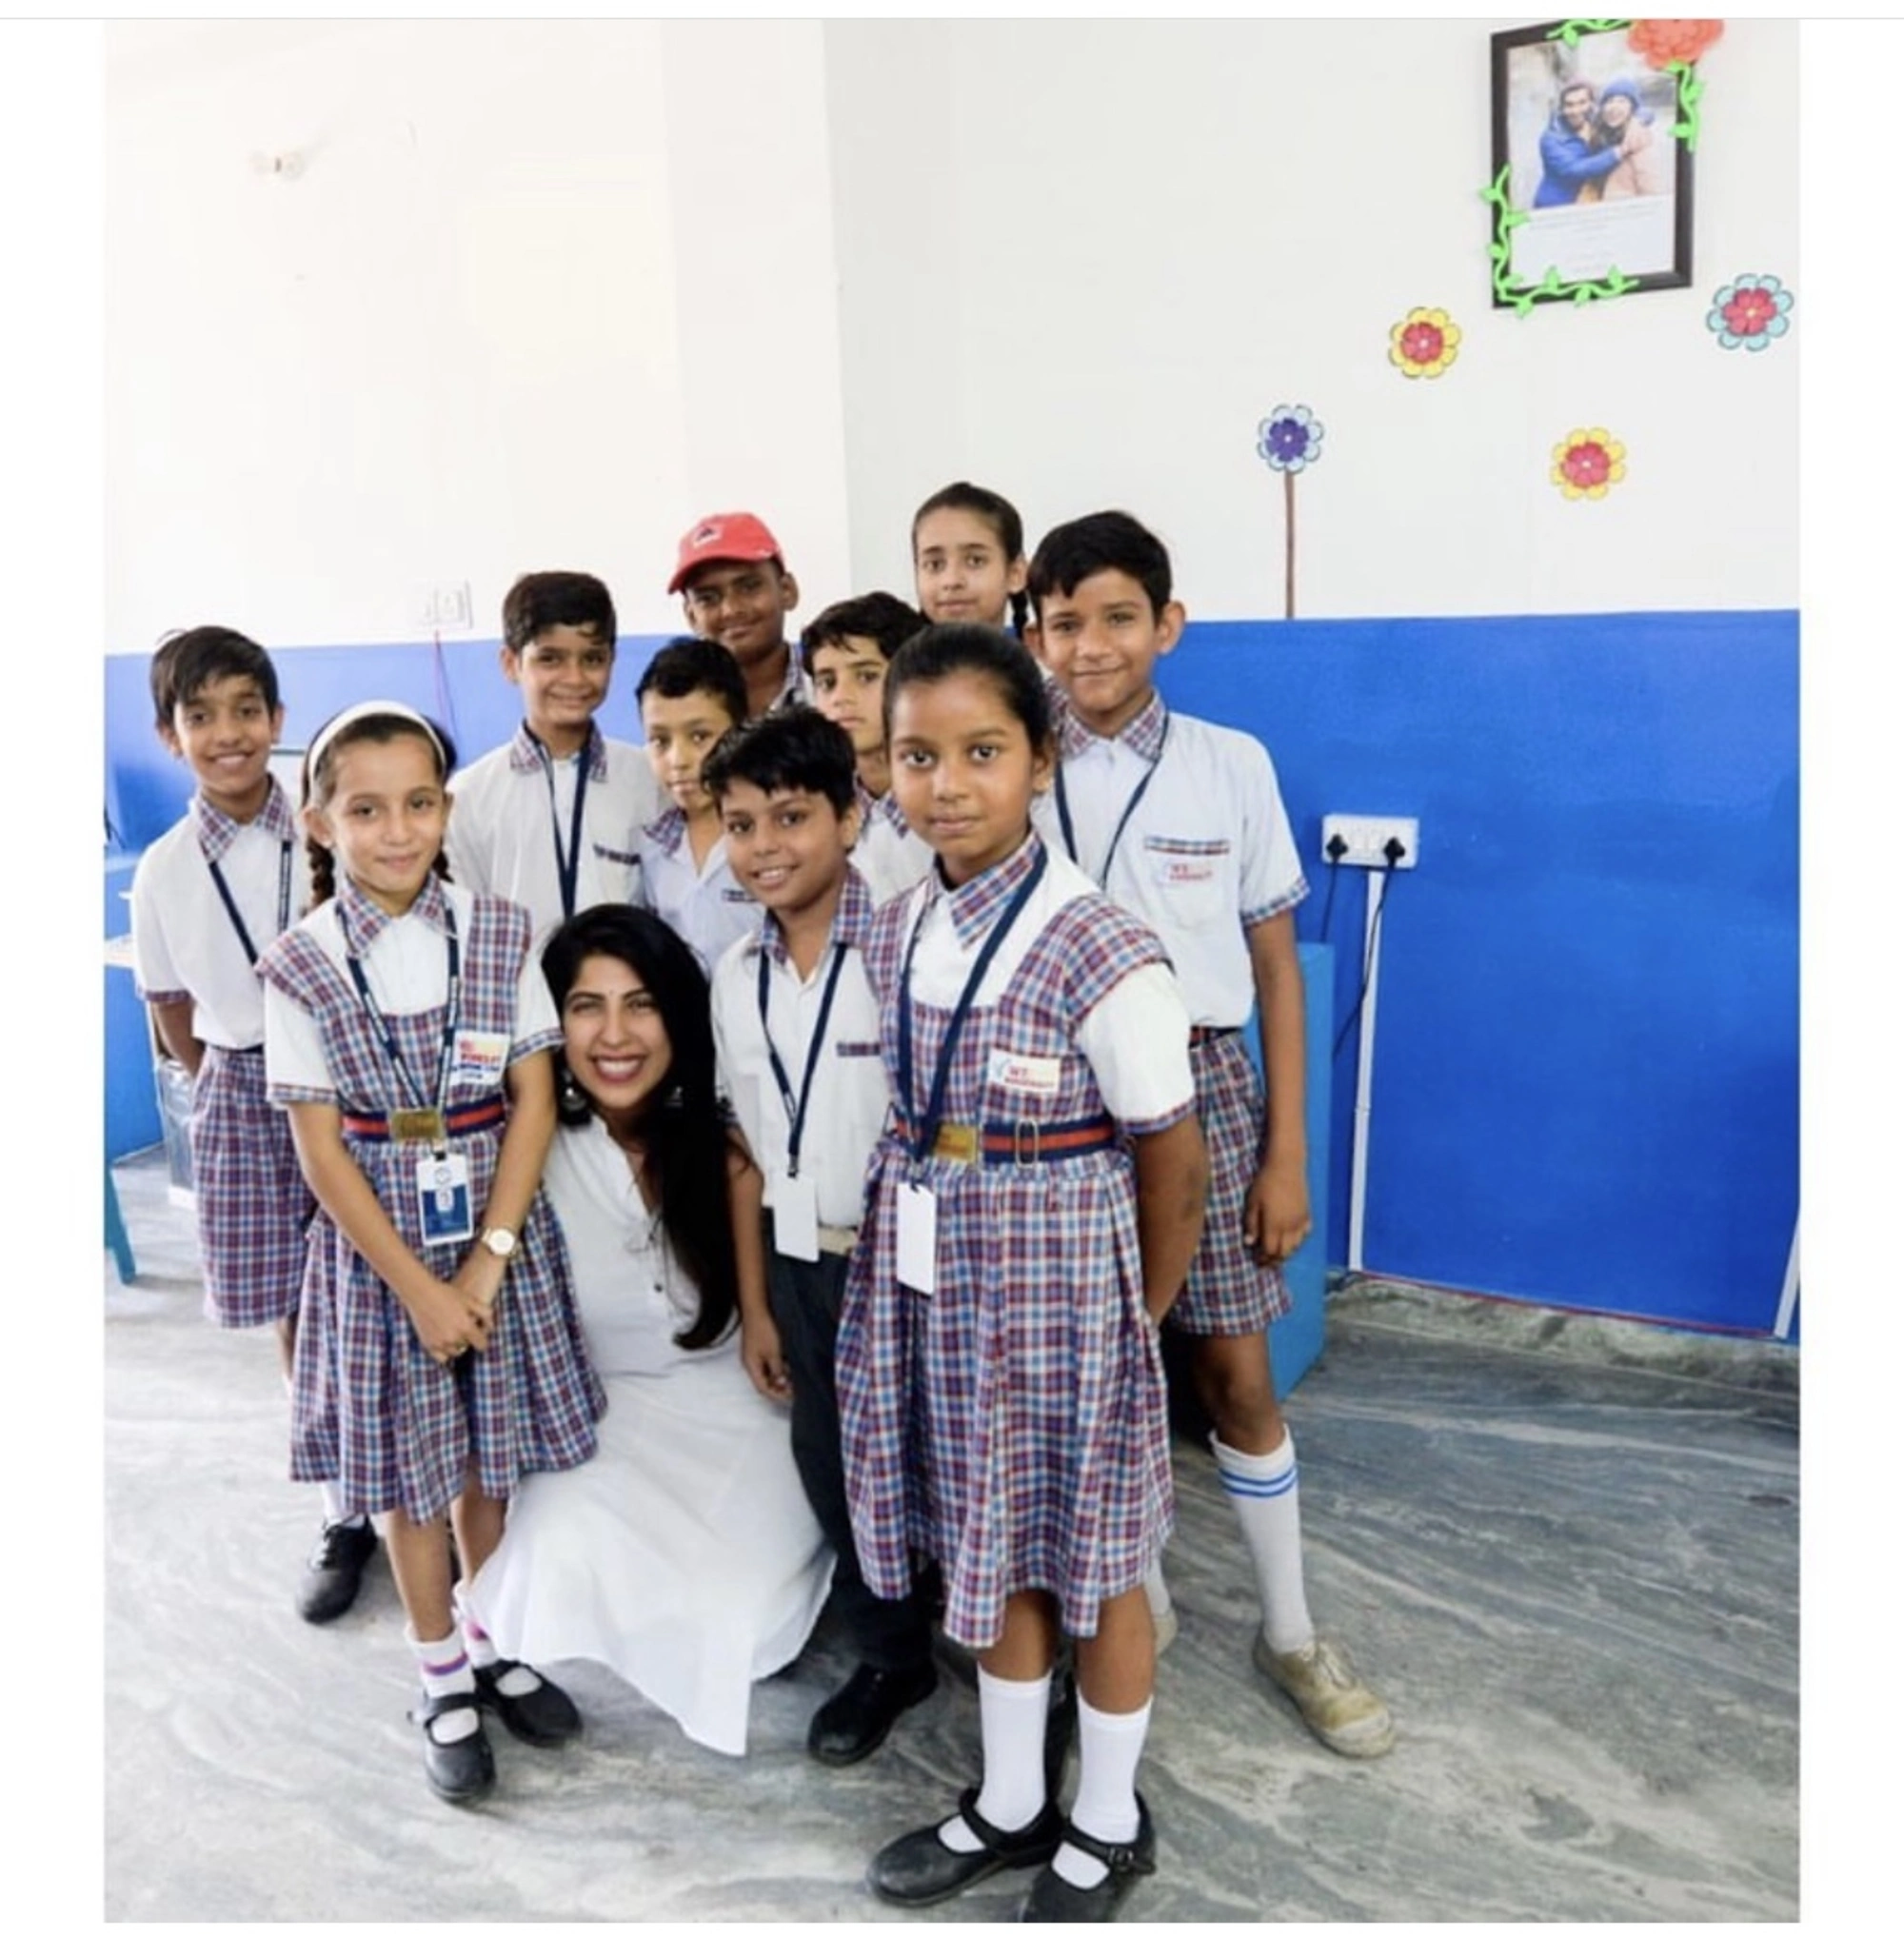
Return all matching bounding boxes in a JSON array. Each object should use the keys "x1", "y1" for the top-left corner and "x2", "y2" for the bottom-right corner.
[
  {"x1": 1053, "y1": 708, "x2": 1171, "y2": 885},
  {"x1": 756, "y1": 939, "x2": 847, "y2": 1178},
  {"x1": 341, "y1": 897, "x2": 463, "y2": 1126},
  {"x1": 528, "y1": 726, "x2": 591, "y2": 922},
  {"x1": 896, "y1": 841, "x2": 1047, "y2": 1173},
  {"x1": 206, "y1": 838, "x2": 293, "y2": 967}
]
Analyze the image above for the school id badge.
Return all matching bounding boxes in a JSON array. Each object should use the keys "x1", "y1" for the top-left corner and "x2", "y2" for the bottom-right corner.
[{"x1": 416, "y1": 1149, "x2": 474, "y2": 1246}]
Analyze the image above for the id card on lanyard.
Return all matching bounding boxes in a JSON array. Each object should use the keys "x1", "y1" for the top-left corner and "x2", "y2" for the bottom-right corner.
[
  {"x1": 758, "y1": 939, "x2": 847, "y2": 1263},
  {"x1": 342, "y1": 898, "x2": 474, "y2": 1246},
  {"x1": 893, "y1": 844, "x2": 1047, "y2": 1295}
]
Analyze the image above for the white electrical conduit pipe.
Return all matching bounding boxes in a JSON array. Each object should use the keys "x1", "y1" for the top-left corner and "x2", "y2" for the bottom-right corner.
[{"x1": 1346, "y1": 867, "x2": 1387, "y2": 1273}]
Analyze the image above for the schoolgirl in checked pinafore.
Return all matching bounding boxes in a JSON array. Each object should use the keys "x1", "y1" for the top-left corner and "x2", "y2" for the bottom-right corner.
[
  {"x1": 258, "y1": 874, "x2": 603, "y2": 1525},
  {"x1": 837, "y1": 835, "x2": 1194, "y2": 1653}
]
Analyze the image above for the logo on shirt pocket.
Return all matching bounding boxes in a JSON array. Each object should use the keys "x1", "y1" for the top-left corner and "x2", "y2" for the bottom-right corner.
[
  {"x1": 1141, "y1": 835, "x2": 1231, "y2": 927},
  {"x1": 834, "y1": 1039, "x2": 882, "y2": 1058},
  {"x1": 986, "y1": 1049, "x2": 1062, "y2": 1096}
]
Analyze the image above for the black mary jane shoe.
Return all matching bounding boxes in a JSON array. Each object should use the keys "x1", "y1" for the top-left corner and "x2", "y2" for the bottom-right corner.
[
  {"x1": 1018, "y1": 1793, "x2": 1158, "y2": 1923},
  {"x1": 806, "y1": 1660, "x2": 938, "y2": 1767},
  {"x1": 869, "y1": 1788, "x2": 1064, "y2": 1908},
  {"x1": 411, "y1": 1690, "x2": 496, "y2": 1804},
  {"x1": 472, "y1": 1659, "x2": 582, "y2": 1748}
]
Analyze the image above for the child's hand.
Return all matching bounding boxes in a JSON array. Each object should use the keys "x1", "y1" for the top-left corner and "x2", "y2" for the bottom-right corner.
[
  {"x1": 407, "y1": 1275, "x2": 495, "y2": 1367},
  {"x1": 741, "y1": 1313, "x2": 793, "y2": 1406},
  {"x1": 1242, "y1": 1160, "x2": 1312, "y2": 1265}
]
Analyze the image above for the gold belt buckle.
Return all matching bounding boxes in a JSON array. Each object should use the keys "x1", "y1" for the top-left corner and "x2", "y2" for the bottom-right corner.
[
  {"x1": 932, "y1": 1121, "x2": 980, "y2": 1164},
  {"x1": 390, "y1": 1107, "x2": 447, "y2": 1144}
]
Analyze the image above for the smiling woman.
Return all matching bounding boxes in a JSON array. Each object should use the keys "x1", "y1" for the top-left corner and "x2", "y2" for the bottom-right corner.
[{"x1": 466, "y1": 903, "x2": 832, "y2": 1756}]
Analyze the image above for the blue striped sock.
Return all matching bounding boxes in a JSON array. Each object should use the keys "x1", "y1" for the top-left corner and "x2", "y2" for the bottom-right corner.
[{"x1": 1212, "y1": 1432, "x2": 1315, "y2": 1653}]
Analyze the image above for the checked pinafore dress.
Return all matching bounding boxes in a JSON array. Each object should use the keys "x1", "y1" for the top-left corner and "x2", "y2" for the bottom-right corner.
[
  {"x1": 257, "y1": 878, "x2": 603, "y2": 1523},
  {"x1": 838, "y1": 840, "x2": 1189, "y2": 1651}
]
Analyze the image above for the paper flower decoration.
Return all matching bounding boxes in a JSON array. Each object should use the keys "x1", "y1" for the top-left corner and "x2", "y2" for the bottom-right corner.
[
  {"x1": 1552, "y1": 428, "x2": 1627, "y2": 500},
  {"x1": 1707, "y1": 274, "x2": 1794, "y2": 351},
  {"x1": 1627, "y1": 19, "x2": 1725, "y2": 69},
  {"x1": 1389, "y1": 307, "x2": 1460, "y2": 380},
  {"x1": 1257, "y1": 405, "x2": 1324, "y2": 473}
]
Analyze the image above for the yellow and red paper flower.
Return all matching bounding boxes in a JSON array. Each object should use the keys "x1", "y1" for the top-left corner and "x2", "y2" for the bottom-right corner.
[
  {"x1": 1627, "y1": 19, "x2": 1725, "y2": 69},
  {"x1": 1551, "y1": 428, "x2": 1627, "y2": 501},
  {"x1": 1388, "y1": 307, "x2": 1460, "y2": 380}
]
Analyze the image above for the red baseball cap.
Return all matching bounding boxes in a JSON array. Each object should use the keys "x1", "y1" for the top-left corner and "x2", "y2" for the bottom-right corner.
[{"x1": 666, "y1": 512, "x2": 784, "y2": 593}]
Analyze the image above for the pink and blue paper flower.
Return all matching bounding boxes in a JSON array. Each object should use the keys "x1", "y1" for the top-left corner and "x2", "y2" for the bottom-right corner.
[
  {"x1": 1707, "y1": 275, "x2": 1794, "y2": 352},
  {"x1": 1257, "y1": 405, "x2": 1324, "y2": 472}
]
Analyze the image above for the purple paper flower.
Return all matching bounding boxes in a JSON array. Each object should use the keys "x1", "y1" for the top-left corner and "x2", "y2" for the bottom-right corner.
[{"x1": 1257, "y1": 405, "x2": 1324, "y2": 473}]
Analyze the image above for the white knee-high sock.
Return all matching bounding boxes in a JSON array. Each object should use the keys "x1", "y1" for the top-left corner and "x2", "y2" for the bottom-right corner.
[
  {"x1": 938, "y1": 1668, "x2": 1052, "y2": 1849},
  {"x1": 1213, "y1": 1431, "x2": 1315, "y2": 1654},
  {"x1": 1052, "y1": 1692, "x2": 1151, "y2": 1890}
]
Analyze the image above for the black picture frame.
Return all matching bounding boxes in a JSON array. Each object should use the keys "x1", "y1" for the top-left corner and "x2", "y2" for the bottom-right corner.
[{"x1": 1487, "y1": 20, "x2": 1695, "y2": 312}]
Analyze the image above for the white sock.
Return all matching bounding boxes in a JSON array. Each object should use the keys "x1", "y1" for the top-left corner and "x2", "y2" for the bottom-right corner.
[
  {"x1": 1212, "y1": 1431, "x2": 1315, "y2": 1654},
  {"x1": 407, "y1": 1625, "x2": 479, "y2": 1742},
  {"x1": 454, "y1": 1580, "x2": 538, "y2": 1696},
  {"x1": 938, "y1": 1668, "x2": 1052, "y2": 1850},
  {"x1": 319, "y1": 1480, "x2": 366, "y2": 1528},
  {"x1": 1052, "y1": 1693, "x2": 1151, "y2": 1890}
]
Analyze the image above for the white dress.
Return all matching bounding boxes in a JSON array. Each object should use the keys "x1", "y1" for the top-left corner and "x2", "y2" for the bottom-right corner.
[{"x1": 467, "y1": 1116, "x2": 832, "y2": 1755}]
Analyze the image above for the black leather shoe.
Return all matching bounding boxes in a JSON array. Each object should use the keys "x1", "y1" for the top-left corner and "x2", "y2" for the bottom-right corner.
[
  {"x1": 807, "y1": 1661, "x2": 937, "y2": 1767},
  {"x1": 473, "y1": 1660, "x2": 582, "y2": 1748},
  {"x1": 1018, "y1": 1794, "x2": 1157, "y2": 1923},
  {"x1": 295, "y1": 1518, "x2": 378, "y2": 1625},
  {"x1": 411, "y1": 1690, "x2": 495, "y2": 1804},
  {"x1": 869, "y1": 1788, "x2": 1064, "y2": 1908}
]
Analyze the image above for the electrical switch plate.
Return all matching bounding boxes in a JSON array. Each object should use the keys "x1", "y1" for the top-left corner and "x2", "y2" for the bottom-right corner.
[
  {"x1": 434, "y1": 583, "x2": 472, "y2": 631},
  {"x1": 1320, "y1": 814, "x2": 1420, "y2": 871}
]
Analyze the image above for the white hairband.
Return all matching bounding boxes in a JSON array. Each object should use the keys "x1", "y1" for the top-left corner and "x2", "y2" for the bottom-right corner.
[{"x1": 307, "y1": 699, "x2": 446, "y2": 781}]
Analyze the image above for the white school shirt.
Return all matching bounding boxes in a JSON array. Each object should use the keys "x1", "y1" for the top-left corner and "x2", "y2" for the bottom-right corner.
[
  {"x1": 849, "y1": 783, "x2": 935, "y2": 905},
  {"x1": 711, "y1": 867, "x2": 888, "y2": 1233},
  {"x1": 264, "y1": 879, "x2": 558, "y2": 1101},
  {"x1": 900, "y1": 834, "x2": 1194, "y2": 1130},
  {"x1": 446, "y1": 722, "x2": 660, "y2": 943},
  {"x1": 129, "y1": 778, "x2": 311, "y2": 1051},
  {"x1": 641, "y1": 805, "x2": 764, "y2": 978},
  {"x1": 1032, "y1": 691, "x2": 1307, "y2": 1030}
]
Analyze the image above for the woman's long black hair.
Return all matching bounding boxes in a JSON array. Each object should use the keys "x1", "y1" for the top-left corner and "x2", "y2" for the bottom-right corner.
[{"x1": 541, "y1": 904, "x2": 739, "y2": 1350}]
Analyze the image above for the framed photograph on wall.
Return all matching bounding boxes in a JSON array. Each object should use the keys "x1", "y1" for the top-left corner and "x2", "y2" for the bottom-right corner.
[{"x1": 1489, "y1": 20, "x2": 1694, "y2": 309}]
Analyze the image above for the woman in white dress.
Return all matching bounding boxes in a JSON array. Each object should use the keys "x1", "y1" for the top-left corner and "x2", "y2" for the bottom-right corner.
[{"x1": 468, "y1": 903, "x2": 832, "y2": 1755}]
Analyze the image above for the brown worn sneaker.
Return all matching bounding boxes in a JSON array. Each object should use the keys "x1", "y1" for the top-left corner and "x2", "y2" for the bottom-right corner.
[{"x1": 1252, "y1": 1631, "x2": 1395, "y2": 1757}]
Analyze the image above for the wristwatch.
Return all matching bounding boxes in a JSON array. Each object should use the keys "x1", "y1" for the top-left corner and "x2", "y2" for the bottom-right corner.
[{"x1": 480, "y1": 1225, "x2": 520, "y2": 1261}]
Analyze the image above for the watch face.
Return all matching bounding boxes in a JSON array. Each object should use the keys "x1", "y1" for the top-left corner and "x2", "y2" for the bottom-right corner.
[{"x1": 486, "y1": 1228, "x2": 518, "y2": 1256}]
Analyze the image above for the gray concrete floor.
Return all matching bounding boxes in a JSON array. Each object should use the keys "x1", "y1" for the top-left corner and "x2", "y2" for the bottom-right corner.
[{"x1": 102, "y1": 1147, "x2": 1798, "y2": 1922}]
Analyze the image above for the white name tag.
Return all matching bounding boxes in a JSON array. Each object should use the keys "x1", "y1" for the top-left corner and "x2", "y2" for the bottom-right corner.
[
  {"x1": 896, "y1": 1181, "x2": 938, "y2": 1295},
  {"x1": 448, "y1": 1029, "x2": 510, "y2": 1090},
  {"x1": 987, "y1": 1049, "x2": 1061, "y2": 1096},
  {"x1": 770, "y1": 1172, "x2": 820, "y2": 1263}
]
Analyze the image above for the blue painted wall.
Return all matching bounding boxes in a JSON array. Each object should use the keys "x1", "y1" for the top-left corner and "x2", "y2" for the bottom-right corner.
[{"x1": 105, "y1": 606, "x2": 1797, "y2": 1338}]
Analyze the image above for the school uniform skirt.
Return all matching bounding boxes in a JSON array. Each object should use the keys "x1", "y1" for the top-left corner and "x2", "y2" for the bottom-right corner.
[
  {"x1": 838, "y1": 1135, "x2": 1174, "y2": 1651},
  {"x1": 189, "y1": 1044, "x2": 311, "y2": 1329}
]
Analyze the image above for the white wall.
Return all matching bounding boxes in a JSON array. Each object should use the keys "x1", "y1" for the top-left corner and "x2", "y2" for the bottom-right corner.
[
  {"x1": 105, "y1": 18, "x2": 852, "y2": 653},
  {"x1": 827, "y1": 17, "x2": 1799, "y2": 620},
  {"x1": 105, "y1": 17, "x2": 1796, "y2": 650}
]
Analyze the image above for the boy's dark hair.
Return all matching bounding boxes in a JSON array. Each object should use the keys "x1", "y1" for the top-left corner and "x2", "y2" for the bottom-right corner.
[
  {"x1": 703, "y1": 704, "x2": 858, "y2": 818},
  {"x1": 799, "y1": 591, "x2": 928, "y2": 676},
  {"x1": 635, "y1": 636, "x2": 748, "y2": 728},
  {"x1": 883, "y1": 623, "x2": 1052, "y2": 753},
  {"x1": 541, "y1": 904, "x2": 738, "y2": 1351},
  {"x1": 1027, "y1": 510, "x2": 1174, "y2": 620},
  {"x1": 149, "y1": 625, "x2": 280, "y2": 728},
  {"x1": 502, "y1": 570, "x2": 617, "y2": 652},
  {"x1": 913, "y1": 481, "x2": 1030, "y2": 636}
]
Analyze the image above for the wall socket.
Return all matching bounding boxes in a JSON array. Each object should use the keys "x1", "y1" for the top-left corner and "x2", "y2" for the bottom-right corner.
[
  {"x1": 412, "y1": 581, "x2": 473, "y2": 631},
  {"x1": 1320, "y1": 813, "x2": 1420, "y2": 871}
]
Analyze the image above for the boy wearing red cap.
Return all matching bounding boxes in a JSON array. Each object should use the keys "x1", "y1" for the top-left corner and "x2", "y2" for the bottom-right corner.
[{"x1": 667, "y1": 512, "x2": 813, "y2": 720}]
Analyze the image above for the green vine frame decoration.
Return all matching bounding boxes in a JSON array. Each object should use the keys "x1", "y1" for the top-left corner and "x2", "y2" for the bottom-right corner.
[{"x1": 1485, "y1": 19, "x2": 1713, "y2": 314}]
